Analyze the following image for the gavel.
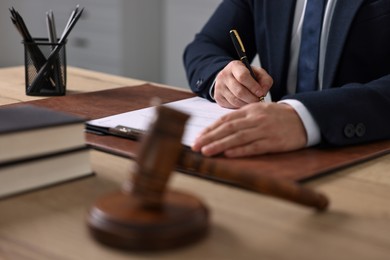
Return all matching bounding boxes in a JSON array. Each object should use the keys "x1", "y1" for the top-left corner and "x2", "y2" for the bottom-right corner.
[
  {"x1": 87, "y1": 105, "x2": 329, "y2": 251},
  {"x1": 87, "y1": 106, "x2": 209, "y2": 251}
]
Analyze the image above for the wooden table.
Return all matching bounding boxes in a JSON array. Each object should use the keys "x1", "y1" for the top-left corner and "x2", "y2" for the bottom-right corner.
[{"x1": 1, "y1": 66, "x2": 390, "y2": 260}]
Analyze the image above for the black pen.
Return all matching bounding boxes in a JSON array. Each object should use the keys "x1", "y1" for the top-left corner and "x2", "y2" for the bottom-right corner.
[
  {"x1": 230, "y1": 29, "x2": 256, "y2": 79},
  {"x1": 229, "y1": 29, "x2": 264, "y2": 102}
]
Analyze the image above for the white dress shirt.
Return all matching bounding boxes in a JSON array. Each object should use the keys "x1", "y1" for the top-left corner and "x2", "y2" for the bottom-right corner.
[{"x1": 280, "y1": 0, "x2": 337, "y2": 146}]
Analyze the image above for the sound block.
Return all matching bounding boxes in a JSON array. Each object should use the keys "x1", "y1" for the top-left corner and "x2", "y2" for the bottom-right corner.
[{"x1": 87, "y1": 189, "x2": 209, "y2": 251}]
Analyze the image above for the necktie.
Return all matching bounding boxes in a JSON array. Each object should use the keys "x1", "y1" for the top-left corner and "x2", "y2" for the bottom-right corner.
[{"x1": 296, "y1": 0, "x2": 327, "y2": 93}]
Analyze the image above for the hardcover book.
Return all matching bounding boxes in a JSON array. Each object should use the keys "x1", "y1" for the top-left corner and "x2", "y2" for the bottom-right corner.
[
  {"x1": 0, "y1": 105, "x2": 86, "y2": 163},
  {"x1": 0, "y1": 147, "x2": 92, "y2": 198}
]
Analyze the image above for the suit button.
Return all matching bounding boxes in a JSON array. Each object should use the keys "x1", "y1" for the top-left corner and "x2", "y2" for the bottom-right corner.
[
  {"x1": 355, "y1": 123, "x2": 366, "y2": 137},
  {"x1": 344, "y1": 124, "x2": 355, "y2": 138},
  {"x1": 196, "y1": 78, "x2": 204, "y2": 87}
]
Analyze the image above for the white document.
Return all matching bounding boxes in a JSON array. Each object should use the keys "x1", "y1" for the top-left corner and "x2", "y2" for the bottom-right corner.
[{"x1": 87, "y1": 97, "x2": 234, "y2": 146}]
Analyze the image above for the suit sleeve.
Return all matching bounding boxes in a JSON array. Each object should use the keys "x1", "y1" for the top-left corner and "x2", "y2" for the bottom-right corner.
[
  {"x1": 284, "y1": 75, "x2": 390, "y2": 146},
  {"x1": 183, "y1": 0, "x2": 256, "y2": 101}
]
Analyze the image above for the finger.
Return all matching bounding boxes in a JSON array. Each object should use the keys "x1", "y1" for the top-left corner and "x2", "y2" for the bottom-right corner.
[
  {"x1": 195, "y1": 117, "x2": 261, "y2": 156},
  {"x1": 191, "y1": 119, "x2": 235, "y2": 152},
  {"x1": 224, "y1": 139, "x2": 272, "y2": 157},
  {"x1": 229, "y1": 64, "x2": 261, "y2": 103},
  {"x1": 253, "y1": 67, "x2": 273, "y2": 96},
  {"x1": 193, "y1": 105, "x2": 257, "y2": 151},
  {"x1": 215, "y1": 73, "x2": 249, "y2": 108},
  {"x1": 214, "y1": 90, "x2": 233, "y2": 108},
  {"x1": 200, "y1": 108, "x2": 250, "y2": 135},
  {"x1": 201, "y1": 128, "x2": 265, "y2": 157},
  {"x1": 215, "y1": 83, "x2": 247, "y2": 108}
]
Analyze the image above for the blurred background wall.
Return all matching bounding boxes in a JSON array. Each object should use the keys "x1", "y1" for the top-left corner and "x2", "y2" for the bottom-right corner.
[{"x1": 0, "y1": 0, "x2": 221, "y2": 89}]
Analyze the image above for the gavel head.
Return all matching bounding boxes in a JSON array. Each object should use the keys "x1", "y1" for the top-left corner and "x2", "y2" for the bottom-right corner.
[{"x1": 125, "y1": 105, "x2": 189, "y2": 208}]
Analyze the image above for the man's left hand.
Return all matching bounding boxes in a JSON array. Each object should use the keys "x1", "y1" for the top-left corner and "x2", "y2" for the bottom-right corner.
[{"x1": 192, "y1": 102, "x2": 307, "y2": 157}]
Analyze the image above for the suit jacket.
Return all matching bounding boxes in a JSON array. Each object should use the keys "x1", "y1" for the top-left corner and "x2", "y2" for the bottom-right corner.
[{"x1": 183, "y1": 0, "x2": 390, "y2": 146}]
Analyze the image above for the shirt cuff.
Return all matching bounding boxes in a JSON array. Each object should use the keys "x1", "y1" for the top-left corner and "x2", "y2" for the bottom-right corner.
[
  {"x1": 209, "y1": 77, "x2": 217, "y2": 100},
  {"x1": 278, "y1": 99, "x2": 321, "y2": 147}
]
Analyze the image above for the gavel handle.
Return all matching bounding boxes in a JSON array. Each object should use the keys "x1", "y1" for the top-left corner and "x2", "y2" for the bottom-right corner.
[
  {"x1": 178, "y1": 148, "x2": 329, "y2": 211},
  {"x1": 233, "y1": 170, "x2": 329, "y2": 211}
]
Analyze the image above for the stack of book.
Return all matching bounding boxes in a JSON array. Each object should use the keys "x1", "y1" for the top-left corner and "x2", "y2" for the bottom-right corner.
[{"x1": 0, "y1": 105, "x2": 93, "y2": 198}]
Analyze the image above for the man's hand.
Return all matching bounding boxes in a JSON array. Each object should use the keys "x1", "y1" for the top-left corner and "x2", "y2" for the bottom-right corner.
[
  {"x1": 214, "y1": 60, "x2": 273, "y2": 108},
  {"x1": 192, "y1": 102, "x2": 307, "y2": 157}
]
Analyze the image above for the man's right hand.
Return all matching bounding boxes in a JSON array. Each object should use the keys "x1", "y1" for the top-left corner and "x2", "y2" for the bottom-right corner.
[{"x1": 214, "y1": 60, "x2": 273, "y2": 108}]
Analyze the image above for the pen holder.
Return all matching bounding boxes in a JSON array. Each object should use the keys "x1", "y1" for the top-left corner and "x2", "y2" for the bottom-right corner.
[{"x1": 23, "y1": 38, "x2": 67, "y2": 96}]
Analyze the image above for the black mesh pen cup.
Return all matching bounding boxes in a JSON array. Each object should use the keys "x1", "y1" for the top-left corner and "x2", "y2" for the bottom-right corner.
[{"x1": 23, "y1": 38, "x2": 67, "y2": 96}]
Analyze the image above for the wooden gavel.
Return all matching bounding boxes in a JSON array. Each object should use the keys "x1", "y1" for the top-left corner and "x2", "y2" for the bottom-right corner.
[
  {"x1": 87, "y1": 105, "x2": 329, "y2": 251},
  {"x1": 87, "y1": 106, "x2": 209, "y2": 251},
  {"x1": 108, "y1": 106, "x2": 329, "y2": 211},
  {"x1": 118, "y1": 105, "x2": 329, "y2": 211}
]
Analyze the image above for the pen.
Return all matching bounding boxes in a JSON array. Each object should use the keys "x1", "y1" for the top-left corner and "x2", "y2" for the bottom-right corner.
[
  {"x1": 10, "y1": 8, "x2": 46, "y2": 69},
  {"x1": 61, "y1": 5, "x2": 79, "y2": 41},
  {"x1": 229, "y1": 29, "x2": 265, "y2": 102},
  {"x1": 46, "y1": 10, "x2": 61, "y2": 90}
]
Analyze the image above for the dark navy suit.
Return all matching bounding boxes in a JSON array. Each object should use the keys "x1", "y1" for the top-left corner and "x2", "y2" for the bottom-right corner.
[{"x1": 183, "y1": 0, "x2": 390, "y2": 146}]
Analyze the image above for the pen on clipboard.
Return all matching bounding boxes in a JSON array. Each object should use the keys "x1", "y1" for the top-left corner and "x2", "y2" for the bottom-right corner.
[
  {"x1": 85, "y1": 125, "x2": 145, "y2": 140},
  {"x1": 108, "y1": 125, "x2": 144, "y2": 140},
  {"x1": 229, "y1": 29, "x2": 265, "y2": 102}
]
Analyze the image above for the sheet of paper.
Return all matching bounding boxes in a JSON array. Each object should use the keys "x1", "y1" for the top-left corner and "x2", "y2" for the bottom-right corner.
[{"x1": 87, "y1": 97, "x2": 234, "y2": 146}]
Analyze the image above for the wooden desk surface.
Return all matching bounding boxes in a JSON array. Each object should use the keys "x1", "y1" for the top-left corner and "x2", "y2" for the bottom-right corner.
[{"x1": 1, "y1": 66, "x2": 390, "y2": 260}]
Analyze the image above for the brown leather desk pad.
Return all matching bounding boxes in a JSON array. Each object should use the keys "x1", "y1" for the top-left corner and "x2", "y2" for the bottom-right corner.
[{"x1": 11, "y1": 83, "x2": 390, "y2": 183}]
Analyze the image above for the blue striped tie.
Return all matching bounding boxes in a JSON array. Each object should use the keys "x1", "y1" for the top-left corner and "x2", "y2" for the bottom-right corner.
[{"x1": 296, "y1": 0, "x2": 327, "y2": 93}]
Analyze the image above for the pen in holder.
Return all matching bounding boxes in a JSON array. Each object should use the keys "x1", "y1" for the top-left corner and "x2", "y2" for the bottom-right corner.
[{"x1": 23, "y1": 38, "x2": 67, "y2": 96}]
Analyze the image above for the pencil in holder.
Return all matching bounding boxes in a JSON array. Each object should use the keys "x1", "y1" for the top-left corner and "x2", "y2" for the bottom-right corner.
[{"x1": 23, "y1": 38, "x2": 67, "y2": 96}]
